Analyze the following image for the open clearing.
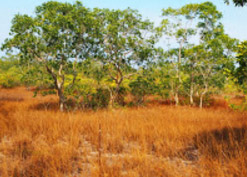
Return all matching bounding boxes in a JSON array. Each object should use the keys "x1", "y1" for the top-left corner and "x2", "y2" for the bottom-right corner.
[{"x1": 0, "y1": 87, "x2": 246, "y2": 177}]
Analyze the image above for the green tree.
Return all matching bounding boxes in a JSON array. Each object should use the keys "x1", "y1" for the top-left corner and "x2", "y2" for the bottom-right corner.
[
  {"x1": 97, "y1": 8, "x2": 155, "y2": 108},
  {"x1": 158, "y1": 2, "x2": 237, "y2": 108},
  {"x1": 183, "y1": 45, "x2": 201, "y2": 106},
  {"x1": 236, "y1": 41, "x2": 247, "y2": 91},
  {"x1": 195, "y1": 2, "x2": 228, "y2": 108},
  {"x1": 158, "y1": 3, "x2": 198, "y2": 106},
  {"x1": 2, "y1": 1, "x2": 96, "y2": 111}
]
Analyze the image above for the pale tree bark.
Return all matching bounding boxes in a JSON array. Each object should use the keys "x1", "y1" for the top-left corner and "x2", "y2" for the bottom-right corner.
[
  {"x1": 190, "y1": 84, "x2": 194, "y2": 106},
  {"x1": 33, "y1": 51, "x2": 66, "y2": 112},
  {"x1": 108, "y1": 71, "x2": 123, "y2": 108},
  {"x1": 108, "y1": 90, "x2": 114, "y2": 109},
  {"x1": 46, "y1": 63, "x2": 65, "y2": 112},
  {"x1": 107, "y1": 62, "x2": 135, "y2": 108},
  {"x1": 174, "y1": 91, "x2": 179, "y2": 106},
  {"x1": 174, "y1": 41, "x2": 183, "y2": 106},
  {"x1": 199, "y1": 66, "x2": 211, "y2": 109},
  {"x1": 189, "y1": 60, "x2": 196, "y2": 106},
  {"x1": 199, "y1": 84, "x2": 208, "y2": 109}
]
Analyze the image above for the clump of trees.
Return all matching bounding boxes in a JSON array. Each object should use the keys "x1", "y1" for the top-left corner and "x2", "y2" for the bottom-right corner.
[{"x1": 1, "y1": 1, "x2": 246, "y2": 111}]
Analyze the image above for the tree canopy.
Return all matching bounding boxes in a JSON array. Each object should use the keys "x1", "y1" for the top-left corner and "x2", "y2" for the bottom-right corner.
[
  {"x1": 225, "y1": 0, "x2": 247, "y2": 6},
  {"x1": 2, "y1": 1, "x2": 100, "y2": 111},
  {"x1": 0, "y1": 1, "x2": 245, "y2": 110}
]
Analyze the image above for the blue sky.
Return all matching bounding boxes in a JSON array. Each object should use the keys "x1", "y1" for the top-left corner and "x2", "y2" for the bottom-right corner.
[{"x1": 0, "y1": 0, "x2": 247, "y2": 56}]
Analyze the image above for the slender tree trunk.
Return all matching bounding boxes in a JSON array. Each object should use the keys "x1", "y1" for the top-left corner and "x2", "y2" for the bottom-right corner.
[
  {"x1": 71, "y1": 57, "x2": 78, "y2": 88},
  {"x1": 190, "y1": 71, "x2": 194, "y2": 106},
  {"x1": 199, "y1": 85, "x2": 208, "y2": 109},
  {"x1": 171, "y1": 81, "x2": 179, "y2": 106},
  {"x1": 58, "y1": 84, "x2": 65, "y2": 112},
  {"x1": 190, "y1": 87, "x2": 194, "y2": 106},
  {"x1": 57, "y1": 63, "x2": 65, "y2": 112},
  {"x1": 108, "y1": 64, "x2": 123, "y2": 108},
  {"x1": 108, "y1": 93, "x2": 114, "y2": 109},
  {"x1": 199, "y1": 94, "x2": 203, "y2": 109},
  {"x1": 174, "y1": 41, "x2": 183, "y2": 106},
  {"x1": 174, "y1": 91, "x2": 179, "y2": 106},
  {"x1": 26, "y1": 59, "x2": 30, "y2": 91},
  {"x1": 109, "y1": 81, "x2": 121, "y2": 108}
]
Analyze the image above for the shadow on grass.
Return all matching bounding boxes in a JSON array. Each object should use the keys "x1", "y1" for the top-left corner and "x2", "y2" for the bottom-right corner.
[
  {"x1": 0, "y1": 104, "x2": 9, "y2": 117},
  {"x1": 192, "y1": 126, "x2": 247, "y2": 159},
  {"x1": 29, "y1": 99, "x2": 106, "y2": 112},
  {"x1": 128, "y1": 96, "x2": 229, "y2": 109},
  {"x1": 0, "y1": 96, "x2": 24, "y2": 102},
  {"x1": 29, "y1": 101, "x2": 60, "y2": 111},
  {"x1": 173, "y1": 126, "x2": 247, "y2": 162}
]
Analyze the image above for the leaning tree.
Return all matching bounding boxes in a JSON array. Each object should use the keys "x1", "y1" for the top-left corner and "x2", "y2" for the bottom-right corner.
[{"x1": 2, "y1": 1, "x2": 97, "y2": 111}]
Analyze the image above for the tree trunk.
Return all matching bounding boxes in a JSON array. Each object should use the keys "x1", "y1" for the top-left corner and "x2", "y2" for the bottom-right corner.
[
  {"x1": 190, "y1": 84, "x2": 194, "y2": 106},
  {"x1": 190, "y1": 65, "x2": 195, "y2": 106},
  {"x1": 108, "y1": 92, "x2": 114, "y2": 109},
  {"x1": 57, "y1": 84, "x2": 65, "y2": 112},
  {"x1": 108, "y1": 75, "x2": 122, "y2": 108},
  {"x1": 174, "y1": 41, "x2": 183, "y2": 106},
  {"x1": 200, "y1": 82, "x2": 208, "y2": 109},
  {"x1": 199, "y1": 94, "x2": 203, "y2": 109},
  {"x1": 109, "y1": 87, "x2": 119, "y2": 109},
  {"x1": 46, "y1": 63, "x2": 65, "y2": 112},
  {"x1": 190, "y1": 92, "x2": 194, "y2": 106},
  {"x1": 174, "y1": 91, "x2": 179, "y2": 106},
  {"x1": 199, "y1": 88, "x2": 208, "y2": 109}
]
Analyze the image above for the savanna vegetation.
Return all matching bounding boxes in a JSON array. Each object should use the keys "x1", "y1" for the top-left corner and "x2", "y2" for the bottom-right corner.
[{"x1": 0, "y1": 1, "x2": 247, "y2": 177}]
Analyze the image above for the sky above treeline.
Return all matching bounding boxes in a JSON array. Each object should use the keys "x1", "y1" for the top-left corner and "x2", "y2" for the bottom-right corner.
[{"x1": 0, "y1": 0, "x2": 246, "y2": 56}]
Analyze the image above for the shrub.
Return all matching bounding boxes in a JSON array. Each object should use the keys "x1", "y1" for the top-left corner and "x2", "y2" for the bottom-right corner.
[
  {"x1": 0, "y1": 66, "x2": 22, "y2": 88},
  {"x1": 129, "y1": 76, "x2": 152, "y2": 104}
]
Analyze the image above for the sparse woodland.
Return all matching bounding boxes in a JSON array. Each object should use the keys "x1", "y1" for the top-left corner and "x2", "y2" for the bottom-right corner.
[{"x1": 0, "y1": 1, "x2": 247, "y2": 177}]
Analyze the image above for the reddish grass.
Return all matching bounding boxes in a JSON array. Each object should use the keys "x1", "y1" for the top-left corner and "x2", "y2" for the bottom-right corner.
[{"x1": 0, "y1": 87, "x2": 247, "y2": 177}]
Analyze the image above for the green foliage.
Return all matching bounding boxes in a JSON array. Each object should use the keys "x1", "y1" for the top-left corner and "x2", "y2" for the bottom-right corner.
[
  {"x1": 90, "y1": 88, "x2": 110, "y2": 109},
  {"x1": 0, "y1": 66, "x2": 22, "y2": 88},
  {"x1": 235, "y1": 41, "x2": 247, "y2": 88},
  {"x1": 129, "y1": 76, "x2": 151, "y2": 104},
  {"x1": 0, "y1": 56, "x2": 22, "y2": 88},
  {"x1": 225, "y1": 0, "x2": 247, "y2": 6},
  {"x1": 0, "y1": 1, "x2": 243, "y2": 110},
  {"x1": 1, "y1": 1, "x2": 100, "y2": 111},
  {"x1": 229, "y1": 99, "x2": 247, "y2": 112},
  {"x1": 224, "y1": 95, "x2": 247, "y2": 112}
]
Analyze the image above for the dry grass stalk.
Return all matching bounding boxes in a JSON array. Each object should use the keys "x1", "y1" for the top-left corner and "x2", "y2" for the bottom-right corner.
[{"x1": 0, "y1": 87, "x2": 247, "y2": 177}]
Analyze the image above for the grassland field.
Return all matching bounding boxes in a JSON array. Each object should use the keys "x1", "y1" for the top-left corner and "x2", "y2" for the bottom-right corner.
[{"x1": 0, "y1": 87, "x2": 247, "y2": 177}]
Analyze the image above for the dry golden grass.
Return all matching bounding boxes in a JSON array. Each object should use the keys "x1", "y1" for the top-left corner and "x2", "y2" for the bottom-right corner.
[{"x1": 0, "y1": 87, "x2": 247, "y2": 177}]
